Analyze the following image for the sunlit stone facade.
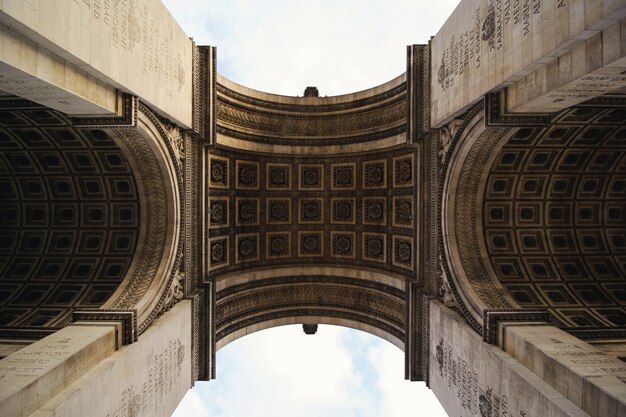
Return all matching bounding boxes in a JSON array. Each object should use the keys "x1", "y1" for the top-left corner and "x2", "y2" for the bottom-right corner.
[{"x1": 0, "y1": 1, "x2": 625, "y2": 416}]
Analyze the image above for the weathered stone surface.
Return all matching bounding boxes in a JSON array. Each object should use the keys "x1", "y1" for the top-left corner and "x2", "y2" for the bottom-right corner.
[
  {"x1": 0, "y1": 324, "x2": 118, "y2": 417},
  {"x1": 0, "y1": 0, "x2": 193, "y2": 126},
  {"x1": 26, "y1": 301, "x2": 192, "y2": 417},
  {"x1": 430, "y1": 0, "x2": 626, "y2": 125},
  {"x1": 503, "y1": 325, "x2": 626, "y2": 417},
  {"x1": 429, "y1": 301, "x2": 590, "y2": 417}
]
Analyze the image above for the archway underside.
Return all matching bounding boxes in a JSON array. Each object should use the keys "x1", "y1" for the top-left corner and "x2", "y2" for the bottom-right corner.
[
  {"x1": 215, "y1": 274, "x2": 406, "y2": 350},
  {"x1": 206, "y1": 75, "x2": 419, "y2": 361},
  {"x1": 443, "y1": 99, "x2": 626, "y2": 338},
  {"x1": 0, "y1": 96, "x2": 185, "y2": 343},
  {"x1": 484, "y1": 106, "x2": 626, "y2": 331},
  {"x1": 0, "y1": 99, "x2": 140, "y2": 336}
]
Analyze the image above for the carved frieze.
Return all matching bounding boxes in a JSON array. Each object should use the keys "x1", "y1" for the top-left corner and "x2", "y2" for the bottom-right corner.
[{"x1": 216, "y1": 79, "x2": 407, "y2": 147}]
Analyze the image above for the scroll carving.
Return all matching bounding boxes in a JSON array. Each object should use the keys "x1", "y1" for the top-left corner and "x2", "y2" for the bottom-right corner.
[
  {"x1": 438, "y1": 256, "x2": 456, "y2": 309},
  {"x1": 159, "y1": 267, "x2": 185, "y2": 316},
  {"x1": 438, "y1": 118, "x2": 463, "y2": 167}
]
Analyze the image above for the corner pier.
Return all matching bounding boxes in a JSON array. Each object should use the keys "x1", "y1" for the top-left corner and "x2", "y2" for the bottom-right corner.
[
  {"x1": 0, "y1": 0, "x2": 193, "y2": 125},
  {"x1": 430, "y1": 0, "x2": 626, "y2": 126}
]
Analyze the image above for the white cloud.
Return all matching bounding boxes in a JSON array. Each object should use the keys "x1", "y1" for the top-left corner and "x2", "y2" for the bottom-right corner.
[
  {"x1": 192, "y1": 326, "x2": 375, "y2": 417},
  {"x1": 161, "y1": 0, "x2": 460, "y2": 95},
  {"x1": 367, "y1": 339, "x2": 447, "y2": 417},
  {"x1": 172, "y1": 325, "x2": 448, "y2": 417},
  {"x1": 171, "y1": 388, "x2": 211, "y2": 417}
]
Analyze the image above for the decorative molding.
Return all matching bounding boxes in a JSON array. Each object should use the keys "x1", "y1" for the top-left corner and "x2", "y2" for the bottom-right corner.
[
  {"x1": 216, "y1": 277, "x2": 405, "y2": 343},
  {"x1": 72, "y1": 308, "x2": 138, "y2": 345},
  {"x1": 108, "y1": 128, "x2": 168, "y2": 312},
  {"x1": 71, "y1": 93, "x2": 138, "y2": 129},
  {"x1": 485, "y1": 92, "x2": 554, "y2": 127},
  {"x1": 157, "y1": 267, "x2": 185, "y2": 317},
  {"x1": 109, "y1": 104, "x2": 185, "y2": 336},
  {"x1": 266, "y1": 163, "x2": 292, "y2": 190},
  {"x1": 438, "y1": 102, "x2": 493, "y2": 333},
  {"x1": 192, "y1": 46, "x2": 216, "y2": 142},
  {"x1": 417, "y1": 291, "x2": 431, "y2": 383},
  {"x1": 363, "y1": 159, "x2": 387, "y2": 189},
  {"x1": 482, "y1": 309, "x2": 550, "y2": 345},
  {"x1": 159, "y1": 119, "x2": 185, "y2": 162},
  {"x1": 438, "y1": 118, "x2": 463, "y2": 168},
  {"x1": 437, "y1": 256, "x2": 456, "y2": 309},
  {"x1": 452, "y1": 126, "x2": 514, "y2": 308},
  {"x1": 407, "y1": 44, "x2": 431, "y2": 141},
  {"x1": 215, "y1": 79, "x2": 407, "y2": 146},
  {"x1": 393, "y1": 154, "x2": 415, "y2": 188},
  {"x1": 425, "y1": 130, "x2": 440, "y2": 297},
  {"x1": 217, "y1": 81, "x2": 406, "y2": 112}
]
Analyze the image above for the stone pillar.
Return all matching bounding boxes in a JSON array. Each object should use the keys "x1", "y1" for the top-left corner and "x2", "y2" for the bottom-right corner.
[
  {"x1": 502, "y1": 324, "x2": 626, "y2": 417},
  {"x1": 429, "y1": 300, "x2": 592, "y2": 417},
  {"x1": 0, "y1": 0, "x2": 194, "y2": 126},
  {"x1": 0, "y1": 323, "x2": 119, "y2": 417},
  {"x1": 429, "y1": 0, "x2": 626, "y2": 126},
  {"x1": 0, "y1": 300, "x2": 193, "y2": 417}
]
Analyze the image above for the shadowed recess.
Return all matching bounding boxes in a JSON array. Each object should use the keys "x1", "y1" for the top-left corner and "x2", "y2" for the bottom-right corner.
[{"x1": 0, "y1": 100, "x2": 140, "y2": 335}]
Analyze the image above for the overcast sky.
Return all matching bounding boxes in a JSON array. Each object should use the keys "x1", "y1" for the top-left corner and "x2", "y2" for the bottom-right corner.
[
  {"x1": 162, "y1": 1, "x2": 457, "y2": 415},
  {"x1": 171, "y1": 325, "x2": 448, "y2": 417},
  {"x1": 162, "y1": 0, "x2": 459, "y2": 96}
]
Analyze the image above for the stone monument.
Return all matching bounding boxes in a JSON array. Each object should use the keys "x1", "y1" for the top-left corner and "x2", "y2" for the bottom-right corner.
[{"x1": 0, "y1": 0, "x2": 624, "y2": 416}]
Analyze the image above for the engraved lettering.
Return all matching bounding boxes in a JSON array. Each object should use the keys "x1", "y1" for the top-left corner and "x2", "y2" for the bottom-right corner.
[{"x1": 522, "y1": 0, "x2": 531, "y2": 35}]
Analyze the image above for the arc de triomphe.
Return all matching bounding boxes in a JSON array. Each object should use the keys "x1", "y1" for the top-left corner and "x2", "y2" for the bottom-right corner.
[{"x1": 0, "y1": 1, "x2": 625, "y2": 416}]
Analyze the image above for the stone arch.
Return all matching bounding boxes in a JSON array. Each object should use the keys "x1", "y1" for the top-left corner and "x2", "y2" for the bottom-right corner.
[
  {"x1": 481, "y1": 105, "x2": 626, "y2": 335},
  {"x1": 439, "y1": 103, "x2": 516, "y2": 332},
  {"x1": 205, "y1": 73, "x2": 419, "y2": 374},
  {"x1": 0, "y1": 100, "x2": 141, "y2": 338},
  {"x1": 440, "y1": 99, "x2": 626, "y2": 338},
  {"x1": 0, "y1": 98, "x2": 185, "y2": 342},
  {"x1": 215, "y1": 266, "x2": 407, "y2": 350},
  {"x1": 99, "y1": 104, "x2": 185, "y2": 336}
]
